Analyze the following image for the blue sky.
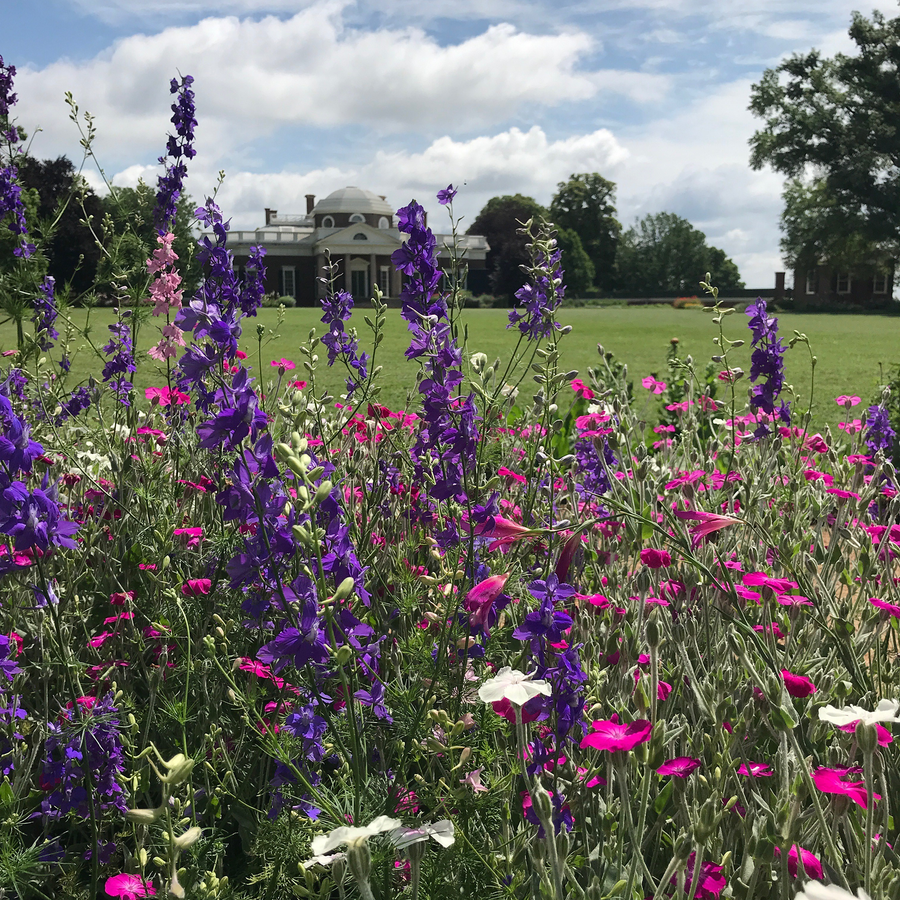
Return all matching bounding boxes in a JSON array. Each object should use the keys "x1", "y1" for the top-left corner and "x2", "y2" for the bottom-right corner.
[{"x1": 4, "y1": 0, "x2": 891, "y2": 287}]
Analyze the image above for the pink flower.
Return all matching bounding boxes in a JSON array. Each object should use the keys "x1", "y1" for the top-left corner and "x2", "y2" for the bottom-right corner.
[
  {"x1": 839, "y1": 419, "x2": 863, "y2": 434},
  {"x1": 836, "y1": 395, "x2": 861, "y2": 408},
  {"x1": 570, "y1": 378, "x2": 595, "y2": 400},
  {"x1": 782, "y1": 670, "x2": 817, "y2": 698},
  {"x1": 291, "y1": 379, "x2": 308, "y2": 389},
  {"x1": 580, "y1": 718, "x2": 652, "y2": 752},
  {"x1": 498, "y1": 466, "x2": 527, "y2": 484},
  {"x1": 460, "y1": 767, "x2": 488, "y2": 793},
  {"x1": 812, "y1": 767, "x2": 879, "y2": 809},
  {"x1": 109, "y1": 591, "x2": 134, "y2": 607},
  {"x1": 674, "y1": 509, "x2": 742, "y2": 545},
  {"x1": 272, "y1": 358, "x2": 296, "y2": 371},
  {"x1": 675, "y1": 853, "x2": 727, "y2": 900},
  {"x1": 181, "y1": 578, "x2": 211, "y2": 597},
  {"x1": 464, "y1": 573, "x2": 509, "y2": 635},
  {"x1": 773, "y1": 845, "x2": 823, "y2": 880},
  {"x1": 835, "y1": 721, "x2": 893, "y2": 746},
  {"x1": 105, "y1": 873, "x2": 156, "y2": 899},
  {"x1": 145, "y1": 386, "x2": 190, "y2": 407},
  {"x1": 641, "y1": 375, "x2": 667, "y2": 394},
  {"x1": 640, "y1": 547, "x2": 671, "y2": 568},
  {"x1": 869, "y1": 596, "x2": 900, "y2": 618},
  {"x1": 738, "y1": 762, "x2": 772, "y2": 777},
  {"x1": 173, "y1": 527, "x2": 203, "y2": 549},
  {"x1": 657, "y1": 756, "x2": 700, "y2": 778}
]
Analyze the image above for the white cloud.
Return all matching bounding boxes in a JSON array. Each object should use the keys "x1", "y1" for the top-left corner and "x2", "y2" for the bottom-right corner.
[{"x1": 16, "y1": 3, "x2": 651, "y2": 172}]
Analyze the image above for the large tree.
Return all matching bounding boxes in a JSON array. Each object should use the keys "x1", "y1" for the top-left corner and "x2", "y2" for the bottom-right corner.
[
  {"x1": 100, "y1": 181, "x2": 201, "y2": 297},
  {"x1": 468, "y1": 195, "x2": 548, "y2": 300},
  {"x1": 616, "y1": 212, "x2": 744, "y2": 294},
  {"x1": 749, "y1": 10, "x2": 900, "y2": 259},
  {"x1": 12, "y1": 156, "x2": 104, "y2": 296},
  {"x1": 549, "y1": 173, "x2": 621, "y2": 291}
]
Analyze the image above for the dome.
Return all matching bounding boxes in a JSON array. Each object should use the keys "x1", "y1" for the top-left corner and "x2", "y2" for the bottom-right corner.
[{"x1": 311, "y1": 186, "x2": 394, "y2": 217}]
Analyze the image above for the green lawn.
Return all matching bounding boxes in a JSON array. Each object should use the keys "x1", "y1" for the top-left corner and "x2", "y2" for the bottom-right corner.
[{"x1": 6, "y1": 304, "x2": 898, "y2": 432}]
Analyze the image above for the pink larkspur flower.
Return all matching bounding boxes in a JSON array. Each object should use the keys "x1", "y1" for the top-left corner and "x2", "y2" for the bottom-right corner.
[{"x1": 580, "y1": 718, "x2": 652, "y2": 752}]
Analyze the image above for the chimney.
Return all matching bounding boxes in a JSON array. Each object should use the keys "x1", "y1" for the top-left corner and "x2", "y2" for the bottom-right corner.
[
  {"x1": 265, "y1": 208, "x2": 277, "y2": 225},
  {"x1": 774, "y1": 271, "x2": 785, "y2": 299},
  {"x1": 306, "y1": 194, "x2": 315, "y2": 214}
]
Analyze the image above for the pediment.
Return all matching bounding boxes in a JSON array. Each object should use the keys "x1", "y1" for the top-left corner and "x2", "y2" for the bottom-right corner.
[{"x1": 315, "y1": 222, "x2": 403, "y2": 252}]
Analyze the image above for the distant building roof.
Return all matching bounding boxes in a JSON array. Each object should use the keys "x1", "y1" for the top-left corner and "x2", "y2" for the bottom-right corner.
[{"x1": 311, "y1": 186, "x2": 394, "y2": 217}]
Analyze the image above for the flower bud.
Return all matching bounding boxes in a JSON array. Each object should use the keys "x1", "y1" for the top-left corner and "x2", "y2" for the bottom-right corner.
[
  {"x1": 173, "y1": 826, "x2": 202, "y2": 850},
  {"x1": 532, "y1": 783, "x2": 553, "y2": 822},
  {"x1": 126, "y1": 806, "x2": 164, "y2": 824},
  {"x1": 646, "y1": 616, "x2": 660, "y2": 649},
  {"x1": 160, "y1": 754, "x2": 195, "y2": 786},
  {"x1": 332, "y1": 576, "x2": 356, "y2": 602},
  {"x1": 856, "y1": 719, "x2": 879, "y2": 754}
]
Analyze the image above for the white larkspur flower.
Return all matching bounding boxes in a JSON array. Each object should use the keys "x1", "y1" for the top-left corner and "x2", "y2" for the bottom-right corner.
[
  {"x1": 390, "y1": 819, "x2": 455, "y2": 849},
  {"x1": 794, "y1": 882, "x2": 872, "y2": 900},
  {"x1": 818, "y1": 698, "x2": 900, "y2": 728},
  {"x1": 310, "y1": 815, "x2": 402, "y2": 857},
  {"x1": 478, "y1": 666, "x2": 552, "y2": 706}
]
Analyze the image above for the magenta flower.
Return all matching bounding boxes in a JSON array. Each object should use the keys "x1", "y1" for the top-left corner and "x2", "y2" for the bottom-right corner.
[
  {"x1": 640, "y1": 547, "x2": 671, "y2": 568},
  {"x1": 836, "y1": 721, "x2": 893, "y2": 746},
  {"x1": 271, "y1": 358, "x2": 296, "y2": 371},
  {"x1": 836, "y1": 395, "x2": 861, "y2": 408},
  {"x1": 580, "y1": 718, "x2": 652, "y2": 752},
  {"x1": 773, "y1": 844, "x2": 823, "y2": 880},
  {"x1": 782, "y1": 669, "x2": 817, "y2": 698},
  {"x1": 657, "y1": 756, "x2": 701, "y2": 778},
  {"x1": 738, "y1": 762, "x2": 773, "y2": 777},
  {"x1": 675, "y1": 509, "x2": 742, "y2": 541},
  {"x1": 181, "y1": 578, "x2": 211, "y2": 596},
  {"x1": 674, "y1": 853, "x2": 727, "y2": 900},
  {"x1": 812, "y1": 767, "x2": 880, "y2": 809},
  {"x1": 869, "y1": 596, "x2": 900, "y2": 618},
  {"x1": 105, "y1": 873, "x2": 156, "y2": 898},
  {"x1": 463, "y1": 573, "x2": 509, "y2": 635}
]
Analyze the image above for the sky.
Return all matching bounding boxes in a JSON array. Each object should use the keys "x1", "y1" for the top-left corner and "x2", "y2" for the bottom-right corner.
[{"x1": 3, "y1": 0, "x2": 892, "y2": 288}]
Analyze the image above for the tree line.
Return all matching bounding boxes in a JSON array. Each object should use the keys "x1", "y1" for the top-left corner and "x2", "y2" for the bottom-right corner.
[
  {"x1": 467, "y1": 174, "x2": 744, "y2": 299},
  {"x1": 0, "y1": 154, "x2": 200, "y2": 303}
]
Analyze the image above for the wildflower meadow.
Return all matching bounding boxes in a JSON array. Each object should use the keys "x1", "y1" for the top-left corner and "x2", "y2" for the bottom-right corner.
[{"x1": 2, "y1": 61, "x2": 900, "y2": 900}]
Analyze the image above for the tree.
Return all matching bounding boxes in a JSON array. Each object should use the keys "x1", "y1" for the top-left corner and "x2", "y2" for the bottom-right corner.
[
  {"x1": 749, "y1": 10, "x2": 900, "y2": 260},
  {"x1": 777, "y1": 176, "x2": 894, "y2": 276},
  {"x1": 13, "y1": 155, "x2": 104, "y2": 296},
  {"x1": 555, "y1": 227, "x2": 594, "y2": 297},
  {"x1": 549, "y1": 173, "x2": 621, "y2": 291},
  {"x1": 615, "y1": 212, "x2": 744, "y2": 294},
  {"x1": 468, "y1": 195, "x2": 548, "y2": 300},
  {"x1": 100, "y1": 181, "x2": 201, "y2": 297}
]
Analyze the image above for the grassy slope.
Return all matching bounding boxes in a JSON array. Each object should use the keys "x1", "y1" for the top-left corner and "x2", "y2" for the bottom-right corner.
[{"x1": 4, "y1": 305, "x2": 897, "y2": 432}]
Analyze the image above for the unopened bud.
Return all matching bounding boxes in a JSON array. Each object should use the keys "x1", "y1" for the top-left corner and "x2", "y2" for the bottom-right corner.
[{"x1": 856, "y1": 719, "x2": 879, "y2": 755}]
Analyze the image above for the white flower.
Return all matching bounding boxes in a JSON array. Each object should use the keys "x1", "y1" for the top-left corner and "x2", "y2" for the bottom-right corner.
[
  {"x1": 390, "y1": 820, "x2": 455, "y2": 849},
  {"x1": 794, "y1": 882, "x2": 872, "y2": 900},
  {"x1": 478, "y1": 667, "x2": 552, "y2": 706},
  {"x1": 818, "y1": 699, "x2": 900, "y2": 728},
  {"x1": 302, "y1": 851, "x2": 346, "y2": 868},
  {"x1": 310, "y1": 815, "x2": 402, "y2": 856}
]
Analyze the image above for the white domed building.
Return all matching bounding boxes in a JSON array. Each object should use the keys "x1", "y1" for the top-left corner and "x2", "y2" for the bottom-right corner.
[{"x1": 225, "y1": 187, "x2": 489, "y2": 306}]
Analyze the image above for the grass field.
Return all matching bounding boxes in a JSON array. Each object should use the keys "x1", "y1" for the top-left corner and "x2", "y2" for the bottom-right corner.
[{"x1": 6, "y1": 304, "x2": 899, "y2": 432}]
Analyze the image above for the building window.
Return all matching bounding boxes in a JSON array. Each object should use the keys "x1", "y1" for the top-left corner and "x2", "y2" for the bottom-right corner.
[
  {"x1": 836, "y1": 272, "x2": 851, "y2": 294},
  {"x1": 280, "y1": 266, "x2": 296, "y2": 299},
  {"x1": 378, "y1": 216, "x2": 390, "y2": 230},
  {"x1": 322, "y1": 215, "x2": 335, "y2": 228},
  {"x1": 805, "y1": 270, "x2": 816, "y2": 294},
  {"x1": 349, "y1": 213, "x2": 365, "y2": 224},
  {"x1": 873, "y1": 271, "x2": 889, "y2": 294},
  {"x1": 379, "y1": 265, "x2": 391, "y2": 297},
  {"x1": 353, "y1": 232, "x2": 368, "y2": 241}
]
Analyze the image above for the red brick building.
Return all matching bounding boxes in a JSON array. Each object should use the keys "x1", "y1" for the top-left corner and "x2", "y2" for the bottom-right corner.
[{"x1": 224, "y1": 187, "x2": 489, "y2": 306}]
